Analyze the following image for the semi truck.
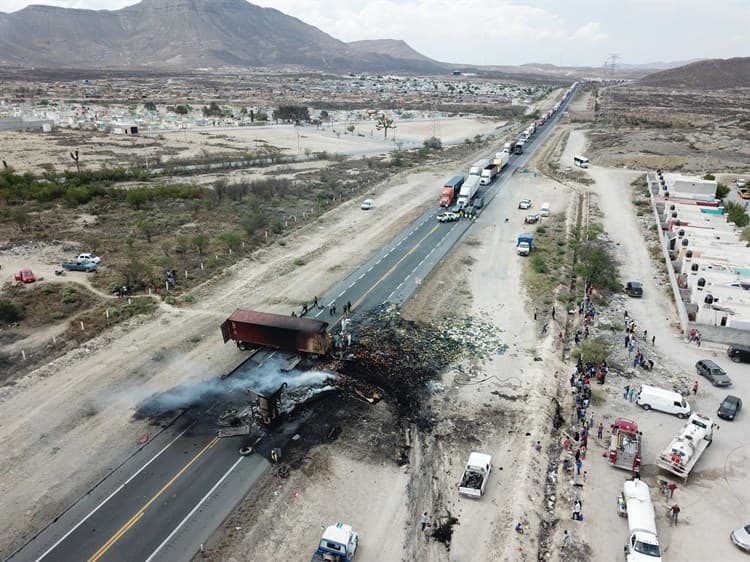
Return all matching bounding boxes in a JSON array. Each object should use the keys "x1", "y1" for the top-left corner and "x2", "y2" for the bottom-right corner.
[
  {"x1": 458, "y1": 452, "x2": 492, "y2": 497},
  {"x1": 493, "y1": 151, "x2": 510, "y2": 171},
  {"x1": 517, "y1": 233, "x2": 533, "y2": 256},
  {"x1": 456, "y1": 175, "x2": 480, "y2": 208},
  {"x1": 439, "y1": 175, "x2": 465, "y2": 207},
  {"x1": 311, "y1": 523, "x2": 359, "y2": 562},
  {"x1": 221, "y1": 309, "x2": 331, "y2": 355},
  {"x1": 514, "y1": 141, "x2": 525, "y2": 155},
  {"x1": 607, "y1": 418, "x2": 642, "y2": 473},
  {"x1": 502, "y1": 141, "x2": 516, "y2": 154},
  {"x1": 655, "y1": 412, "x2": 715, "y2": 481},
  {"x1": 469, "y1": 158, "x2": 490, "y2": 177},
  {"x1": 620, "y1": 479, "x2": 662, "y2": 562},
  {"x1": 479, "y1": 163, "x2": 499, "y2": 186}
]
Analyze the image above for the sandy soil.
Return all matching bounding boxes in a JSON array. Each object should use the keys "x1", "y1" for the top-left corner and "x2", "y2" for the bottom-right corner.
[{"x1": 0, "y1": 116, "x2": 505, "y2": 174}]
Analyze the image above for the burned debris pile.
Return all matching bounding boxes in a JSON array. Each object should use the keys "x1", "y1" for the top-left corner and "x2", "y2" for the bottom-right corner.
[{"x1": 329, "y1": 306, "x2": 463, "y2": 418}]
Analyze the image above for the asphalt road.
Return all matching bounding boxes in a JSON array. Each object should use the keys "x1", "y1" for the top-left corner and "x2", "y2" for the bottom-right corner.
[{"x1": 7, "y1": 87, "x2": 578, "y2": 562}]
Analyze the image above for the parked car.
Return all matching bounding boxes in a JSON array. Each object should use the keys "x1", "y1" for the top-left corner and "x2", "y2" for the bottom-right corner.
[
  {"x1": 717, "y1": 395, "x2": 742, "y2": 421},
  {"x1": 625, "y1": 281, "x2": 644, "y2": 298},
  {"x1": 463, "y1": 205, "x2": 478, "y2": 218},
  {"x1": 474, "y1": 196, "x2": 485, "y2": 209},
  {"x1": 437, "y1": 212, "x2": 459, "y2": 223},
  {"x1": 524, "y1": 213, "x2": 540, "y2": 224},
  {"x1": 731, "y1": 524, "x2": 750, "y2": 553},
  {"x1": 360, "y1": 199, "x2": 374, "y2": 210},
  {"x1": 695, "y1": 359, "x2": 732, "y2": 387},
  {"x1": 518, "y1": 198, "x2": 532, "y2": 210},
  {"x1": 737, "y1": 178, "x2": 747, "y2": 188},
  {"x1": 77, "y1": 253, "x2": 101, "y2": 264},
  {"x1": 740, "y1": 189, "x2": 750, "y2": 200},
  {"x1": 728, "y1": 344, "x2": 750, "y2": 363},
  {"x1": 14, "y1": 268, "x2": 36, "y2": 283}
]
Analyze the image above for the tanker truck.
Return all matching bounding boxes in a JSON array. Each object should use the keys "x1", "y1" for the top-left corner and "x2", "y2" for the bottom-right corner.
[{"x1": 655, "y1": 412, "x2": 716, "y2": 481}]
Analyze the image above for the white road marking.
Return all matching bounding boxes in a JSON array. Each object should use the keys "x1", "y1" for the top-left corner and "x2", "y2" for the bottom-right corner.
[
  {"x1": 143, "y1": 457, "x2": 245, "y2": 562},
  {"x1": 34, "y1": 425, "x2": 193, "y2": 562}
]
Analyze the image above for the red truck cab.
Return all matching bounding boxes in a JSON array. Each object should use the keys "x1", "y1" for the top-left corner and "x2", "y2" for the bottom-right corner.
[
  {"x1": 608, "y1": 418, "x2": 642, "y2": 473},
  {"x1": 14, "y1": 268, "x2": 36, "y2": 283}
]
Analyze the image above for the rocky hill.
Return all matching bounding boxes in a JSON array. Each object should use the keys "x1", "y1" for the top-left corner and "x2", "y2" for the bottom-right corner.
[
  {"x1": 639, "y1": 57, "x2": 750, "y2": 89},
  {"x1": 347, "y1": 39, "x2": 438, "y2": 64},
  {"x1": 0, "y1": 0, "x2": 446, "y2": 72}
]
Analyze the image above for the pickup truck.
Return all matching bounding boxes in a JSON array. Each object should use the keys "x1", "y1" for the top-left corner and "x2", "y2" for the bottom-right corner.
[
  {"x1": 311, "y1": 523, "x2": 359, "y2": 562},
  {"x1": 62, "y1": 261, "x2": 98, "y2": 272},
  {"x1": 458, "y1": 452, "x2": 492, "y2": 497},
  {"x1": 607, "y1": 418, "x2": 642, "y2": 473}
]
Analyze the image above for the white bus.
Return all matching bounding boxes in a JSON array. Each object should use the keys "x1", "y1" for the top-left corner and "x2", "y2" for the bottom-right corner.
[{"x1": 574, "y1": 155, "x2": 589, "y2": 168}]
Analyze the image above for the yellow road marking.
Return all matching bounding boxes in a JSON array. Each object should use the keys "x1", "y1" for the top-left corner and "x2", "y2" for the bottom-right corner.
[
  {"x1": 87, "y1": 436, "x2": 219, "y2": 562},
  {"x1": 352, "y1": 223, "x2": 441, "y2": 310}
]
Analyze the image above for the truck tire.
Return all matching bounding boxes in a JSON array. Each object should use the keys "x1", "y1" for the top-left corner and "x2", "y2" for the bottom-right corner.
[
  {"x1": 676, "y1": 412, "x2": 687, "y2": 419},
  {"x1": 641, "y1": 404, "x2": 651, "y2": 411},
  {"x1": 237, "y1": 341, "x2": 249, "y2": 351}
]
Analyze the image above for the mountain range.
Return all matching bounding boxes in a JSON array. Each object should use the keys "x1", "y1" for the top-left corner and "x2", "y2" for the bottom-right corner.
[{"x1": 0, "y1": 0, "x2": 447, "y2": 72}]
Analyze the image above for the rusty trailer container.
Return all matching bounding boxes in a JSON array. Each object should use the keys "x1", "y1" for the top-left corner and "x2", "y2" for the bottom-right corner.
[{"x1": 221, "y1": 309, "x2": 331, "y2": 355}]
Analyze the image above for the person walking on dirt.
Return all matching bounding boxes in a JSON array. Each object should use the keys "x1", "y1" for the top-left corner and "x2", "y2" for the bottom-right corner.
[
  {"x1": 421, "y1": 512, "x2": 429, "y2": 531},
  {"x1": 693, "y1": 381, "x2": 699, "y2": 395},
  {"x1": 423, "y1": 522, "x2": 432, "y2": 544},
  {"x1": 561, "y1": 529, "x2": 571, "y2": 549},
  {"x1": 628, "y1": 387, "x2": 636, "y2": 402},
  {"x1": 597, "y1": 422, "x2": 604, "y2": 439},
  {"x1": 667, "y1": 483, "x2": 677, "y2": 499},
  {"x1": 669, "y1": 504, "x2": 680, "y2": 526},
  {"x1": 313, "y1": 295, "x2": 319, "y2": 308}
]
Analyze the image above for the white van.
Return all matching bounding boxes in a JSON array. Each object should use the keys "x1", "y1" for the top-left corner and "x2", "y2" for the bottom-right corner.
[
  {"x1": 636, "y1": 385, "x2": 691, "y2": 418},
  {"x1": 540, "y1": 202, "x2": 551, "y2": 217}
]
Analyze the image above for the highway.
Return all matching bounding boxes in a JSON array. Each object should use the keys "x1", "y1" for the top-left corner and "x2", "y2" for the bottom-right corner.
[{"x1": 7, "y1": 86, "x2": 577, "y2": 562}]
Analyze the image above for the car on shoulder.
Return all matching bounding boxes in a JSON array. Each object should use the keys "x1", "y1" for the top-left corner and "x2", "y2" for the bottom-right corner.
[
  {"x1": 360, "y1": 199, "x2": 374, "y2": 210},
  {"x1": 524, "y1": 213, "x2": 540, "y2": 224},
  {"x1": 564, "y1": 166, "x2": 573, "y2": 173},
  {"x1": 731, "y1": 523, "x2": 750, "y2": 553},
  {"x1": 737, "y1": 178, "x2": 747, "y2": 188},
  {"x1": 77, "y1": 253, "x2": 101, "y2": 264},
  {"x1": 518, "y1": 198, "x2": 532, "y2": 210},
  {"x1": 740, "y1": 188, "x2": 750, "y2": 200},
  {"x1": 718, "y1": 395, "x2": 742, "y2": 421},
  {"x1": 474, "y1": 196, "x2": 485, "y2": 209},
  {"x1": 728, "y1": 344, "x2": 750, "y2": 363},
  {"x1": 625, "y1": 281, "x2": 644, "y2": 298},
  {"x1": 437, "y1": 212, "x2": 458, "y2": 223},
  {"x1": 695, "y1": 359, "x2": 732, "y2": 387}
]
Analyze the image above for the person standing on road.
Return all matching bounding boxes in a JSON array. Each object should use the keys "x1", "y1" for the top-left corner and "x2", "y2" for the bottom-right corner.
[
  {"x1": 628, "y1": 387, "x2": 636, "y2": 402},
  {"x1": 652, "y1": 335, "x2": 656, "y2": 346},
  {"x1": 421, "y1": 512, "x2": 429, "y2": 531},
  {"x1": 624, "y1": 384, "x2": 630, "y2": 399},
  {"x1": 693, "y1": 381, "x2": 699, "y2": 395},
  {"x1": 667, "y1": 483, "x2": 677, "y2": 499},
  {"x1": 597, "y1": 422, "x2": 604, "y2": 439}
]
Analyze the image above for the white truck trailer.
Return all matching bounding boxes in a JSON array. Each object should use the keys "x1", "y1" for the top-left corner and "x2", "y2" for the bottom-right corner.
[
  {"x1": 479, "y1": 163, "x2": 499, "y2": 186},
  {"x1": 456, "y1": 175, "x2": 480, "y2": 208},
  {"x1": 655, "y1": 412, "x2": 715, "y2": 481},
  {"x1": 621, "y1": 479, "x2": 662, "y2": 562},
  {"x1": 469, "y1": 158, "x2": 490, "y2": 177}
]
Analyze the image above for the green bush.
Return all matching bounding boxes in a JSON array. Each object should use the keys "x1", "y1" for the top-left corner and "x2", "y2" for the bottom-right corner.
[{"x1": 0, "y1": 299, "x2": 25, "y2": 323}]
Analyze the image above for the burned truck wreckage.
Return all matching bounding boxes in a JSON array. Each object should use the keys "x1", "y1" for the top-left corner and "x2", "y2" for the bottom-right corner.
[{"x1": 135, "y1": 306, "x2": 487, "y2": 464}]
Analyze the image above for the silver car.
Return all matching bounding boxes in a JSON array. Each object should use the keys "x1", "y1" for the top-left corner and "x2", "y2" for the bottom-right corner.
[{"x1": 731, "y1": 524, "x2": 750, "y2": 553}]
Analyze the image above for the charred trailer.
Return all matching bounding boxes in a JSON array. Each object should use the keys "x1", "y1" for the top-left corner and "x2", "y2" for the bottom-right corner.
[{"x1": 221, "y1": 309, "x2": 331, "y2": 355}]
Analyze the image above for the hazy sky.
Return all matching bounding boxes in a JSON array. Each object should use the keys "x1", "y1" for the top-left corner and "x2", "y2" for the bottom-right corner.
[{"x1": 2, "y1": 0, "x2": 748, "y2": 66}]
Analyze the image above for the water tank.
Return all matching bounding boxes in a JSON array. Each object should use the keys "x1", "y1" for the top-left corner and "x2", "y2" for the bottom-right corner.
[
  {"x1": 672, "y1": 212, "x2": 678, "y2": 219},
  {"x1": 697, "y1": 276, "x2": 705, "y2": 286},
  {"x1": 681, "y1": 238, "x2": 689, "y2": 247},
  {"x1": 678, "y1": 229, "x2": 685, "y2": 237},
  {"x1": 686, "y1": 250, "x2": 693, "y2": 259},
  {"x1": 669, "y1": 205, "x2": 675, "y2": 211},
  {"x1": 704, "y1": 294, "x2": 714, "y2": 305}
]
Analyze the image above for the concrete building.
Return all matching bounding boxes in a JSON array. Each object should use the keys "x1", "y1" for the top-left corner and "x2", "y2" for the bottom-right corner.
[{"x1": 650, "y1": 170, "x2": 750, "y2": 345}]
